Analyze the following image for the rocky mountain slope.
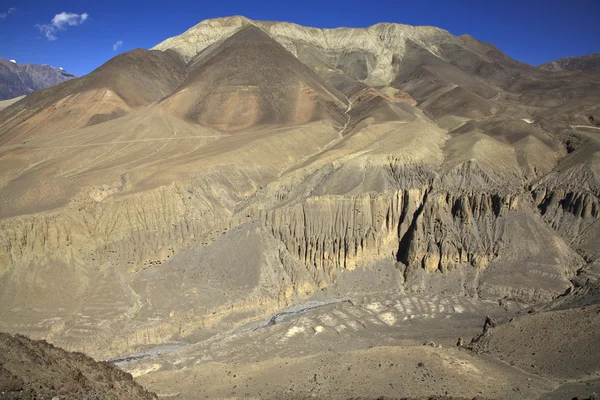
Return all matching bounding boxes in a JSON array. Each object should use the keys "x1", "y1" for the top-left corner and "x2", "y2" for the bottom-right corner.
[
  {"x1": 0, "y1": 18, "x2": 598, "y2": 399},
  {"x1": 539, "y1": 52, "x2": 600, "y2": 72},
  {"x1": 0, "y1": 49, "x2": 186, "y2": 144},
  {"x1": 0, "y1": 332, "x2": 156, "y2": 399},
  {"x1": 0, "y1": 57, "x2": 75, "y2": 100}
]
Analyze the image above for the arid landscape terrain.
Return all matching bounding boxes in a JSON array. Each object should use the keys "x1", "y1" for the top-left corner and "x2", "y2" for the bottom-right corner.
[{"x1": 0, "y1": 16, "x2": 599, "y2": 400}]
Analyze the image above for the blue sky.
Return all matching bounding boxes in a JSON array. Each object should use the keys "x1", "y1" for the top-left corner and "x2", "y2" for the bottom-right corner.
[{"x1": 1, "y1": 0, "x2": 599, "y2": 76}]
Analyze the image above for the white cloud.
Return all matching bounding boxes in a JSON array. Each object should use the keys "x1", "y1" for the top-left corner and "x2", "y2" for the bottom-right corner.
[
  {"x1": 36, "y1": 11, "x2": 89, "y2": 41},
  {"x1": 9, "y1": 59, "x2": 16, "y2": 63},
  {"x1": 52, "y1": 12, "x2": 88, "y2": 28},
  {"x1": 0, "y1": 7, "x2": 16, "y2": 19},
  {"x1": 113, "y1": 40, "x2": 123, "y2": 51},
  {"x1": 37, "y1": 25, "x2": 58, "y2": 40}
]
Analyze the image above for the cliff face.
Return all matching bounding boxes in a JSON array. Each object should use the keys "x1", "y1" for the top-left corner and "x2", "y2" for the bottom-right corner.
[{"x1": 0, "y1": 170, "x2": 581, "y2": 357}]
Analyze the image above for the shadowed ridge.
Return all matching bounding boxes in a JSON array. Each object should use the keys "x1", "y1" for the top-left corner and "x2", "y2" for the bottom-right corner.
[{"x1": 161, "y1": 25, "x2": 348, "y2": 131}]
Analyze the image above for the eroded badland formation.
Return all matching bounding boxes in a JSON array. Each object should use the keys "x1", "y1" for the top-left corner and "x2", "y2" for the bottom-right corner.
[{"x1": 1, "y1": 16, "x2": 599, "y2": 399}]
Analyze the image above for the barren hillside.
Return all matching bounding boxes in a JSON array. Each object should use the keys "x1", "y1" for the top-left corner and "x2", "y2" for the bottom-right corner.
[{"x1": 0, "y1": 16, "x2": 599, "y2": 400}]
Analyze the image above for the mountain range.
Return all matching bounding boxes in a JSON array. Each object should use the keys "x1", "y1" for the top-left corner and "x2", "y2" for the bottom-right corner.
[{"x1": 0, "y1": 57, "x2": 75, "y2": 100}]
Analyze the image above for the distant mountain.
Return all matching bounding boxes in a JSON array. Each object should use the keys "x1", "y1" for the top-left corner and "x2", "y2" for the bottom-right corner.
[
  {"x1": 539, "y1": 53, "x2": 600, "y2": 72},
  {"x1": 0, "y1": 57, "x2": 75, "y2": 100}
]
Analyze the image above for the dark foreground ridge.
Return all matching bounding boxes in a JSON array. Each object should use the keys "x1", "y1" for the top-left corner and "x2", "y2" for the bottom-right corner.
[{"x1": 0, "y1": 332, "x2": 156, "y2": 400}]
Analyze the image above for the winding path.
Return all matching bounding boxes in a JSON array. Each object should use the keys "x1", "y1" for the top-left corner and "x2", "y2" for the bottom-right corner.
[
  {"x1": 339, "y1": 93, "x2": 353, "y2": 135},
  {"x1": 571, "y1": 125, "x2": 600, "y2": 130}
]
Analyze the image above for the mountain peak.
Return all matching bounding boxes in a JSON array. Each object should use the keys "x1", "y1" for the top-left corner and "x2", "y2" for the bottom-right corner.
[
  {"x1": 152, "y1": 18, "x2": 458, "y2": 86},
  {"x1": 161, "y1": 22, "x2": 346, "y2": 131}
]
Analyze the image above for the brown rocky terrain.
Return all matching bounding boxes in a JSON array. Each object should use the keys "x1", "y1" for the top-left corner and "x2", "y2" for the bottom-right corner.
[
  {"x1": 539, "y1": 53, "x2": 600, "y2": 72},
  {"x1": 0, "y1": 16, "x2": 599, "y2": 400},
  {"x1": 0, "y1": 332, "x2": 156, "y2": 399},
  {"x1": 466, "y1": 280, "x2": 600, "y2": 400}
]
